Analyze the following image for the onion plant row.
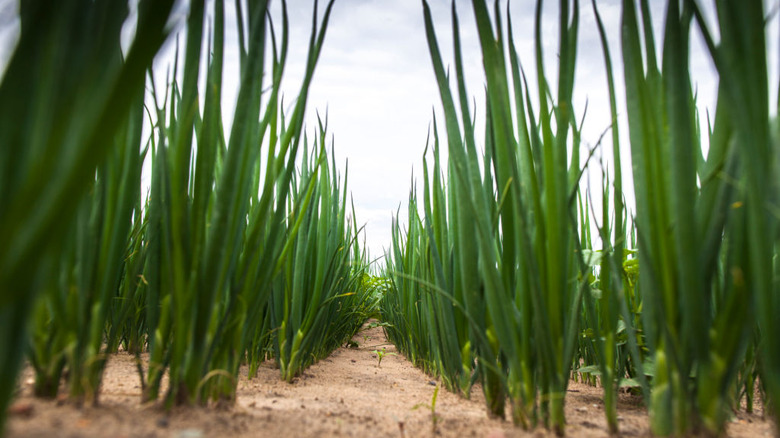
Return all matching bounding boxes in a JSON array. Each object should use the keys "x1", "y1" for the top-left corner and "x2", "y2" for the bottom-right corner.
[
  {"x1": 387, "y1": 0, "x2": 587, "y2": 433},
  {"x1": 0, "y1": 0, "x2": 175, "y2": 432},
  {"x1": 1, "y1": 0, "x2": 376, "y2": 433},
  {"x1": 383, "y1": 0, "x2": 780, "y2": 436}
]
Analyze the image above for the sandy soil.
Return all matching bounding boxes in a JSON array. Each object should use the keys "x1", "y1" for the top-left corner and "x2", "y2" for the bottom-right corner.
[{"x1": 5, "y1": 323, "x2": 776, "y2": 437}]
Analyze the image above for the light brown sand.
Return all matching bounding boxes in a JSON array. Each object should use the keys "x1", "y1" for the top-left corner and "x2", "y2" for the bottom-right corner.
[{"x1": 5, "y1": 323, "x2": 775, "y2": 437}]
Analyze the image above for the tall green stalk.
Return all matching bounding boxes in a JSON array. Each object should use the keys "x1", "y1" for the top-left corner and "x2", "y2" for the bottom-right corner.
[
  {"x1": 415, "y1": 0, "x2": 588, "y2": 433},
  {"x1": 139, "y1": 0, "x2": 339, "y2": 406},
  {"x1": 688, "y1": 0, "x2": 780, "y2": 428},
  {"x1": 619, "y1": 0, "x2": 759, "y2": 434},
  {"x1": 67, "y1": 92, "x2": 147, "y2": 404},
  {"x1": 382, "y1": 123, "x2": 472, "y2": 396},
  {"x1": 274, "y1": 128, "x2": 375, "y2": 381},
  {"x1": 0, "y1": 0, "x2": 174, "y2": 431}
]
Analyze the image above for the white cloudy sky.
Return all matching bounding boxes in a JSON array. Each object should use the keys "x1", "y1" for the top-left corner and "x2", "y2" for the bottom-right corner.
[
  {"x1": 1, "y1": 0, "x2": 777, "y2": 261},
  {"x1": 256, "y1": 0, "x2": 728, "y2": 259}
]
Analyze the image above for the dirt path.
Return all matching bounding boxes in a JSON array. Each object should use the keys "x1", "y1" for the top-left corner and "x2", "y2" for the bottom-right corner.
[{"x1": 5, "y1": 323, "x2": 775, "y2": 437}]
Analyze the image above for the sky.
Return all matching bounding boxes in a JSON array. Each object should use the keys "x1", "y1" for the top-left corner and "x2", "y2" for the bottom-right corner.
[
  {"x1": 256, "y1": 0, "x2": 721, "y2": 259},
  {"x1": 1, "y1": 0, "x2": 776, "y2": 262}
]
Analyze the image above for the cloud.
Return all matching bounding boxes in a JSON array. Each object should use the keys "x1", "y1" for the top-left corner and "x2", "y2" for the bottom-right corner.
[
  {"x1": 113, "y1": 1, "x2": 779, "y2": 259},
  {"x1": 0, "y1": 0, "x2": 19, "y2": 82}
]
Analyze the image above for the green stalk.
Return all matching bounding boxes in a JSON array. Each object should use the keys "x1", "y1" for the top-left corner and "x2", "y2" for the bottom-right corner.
[
  {"x1": 136, "y1": 0, "x2": 342, "y2": 406},
  {"x1": 416, "y1": 1, "x2": 587, "y2": 433},
  {"x1": 0, "y1": 0, "x2": 173, "y2": 430},
  {"x1": 618, "y1": 0, "x2": 761, "y2": 434}
]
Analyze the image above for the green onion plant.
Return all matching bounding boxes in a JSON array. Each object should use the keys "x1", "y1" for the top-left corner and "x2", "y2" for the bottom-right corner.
[{"x1": 0, "y1": 0, "x2": 174, "y2": 430}]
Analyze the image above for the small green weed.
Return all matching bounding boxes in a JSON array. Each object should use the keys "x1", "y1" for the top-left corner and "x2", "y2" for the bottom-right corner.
[{"x1": 372, "y1": 347, "x2": 396, "y2": 367}]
